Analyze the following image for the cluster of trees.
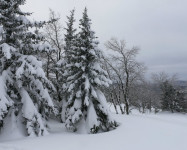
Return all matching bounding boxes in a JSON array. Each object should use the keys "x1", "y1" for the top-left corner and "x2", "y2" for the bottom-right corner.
[
  {"x1": 0, "y1": 0, "x2": 117, "y2": 137},
  {"x1": 104, "y1": 53, "x2": 187, "y2": 114},
  {"x1": 0, "y1": 0, "x2": 186, "y2": 138},
  {"x1": 160, "y1": 80, "x2": 186, "y2": 113},
  {"x1": 153, "y1": 73, "x2": 187, "y2": 113}
]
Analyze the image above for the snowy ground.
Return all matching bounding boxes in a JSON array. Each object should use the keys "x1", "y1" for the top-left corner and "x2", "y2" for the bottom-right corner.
[{"x1": 0, "y1": 109, "x2": 187, "y2": 150}]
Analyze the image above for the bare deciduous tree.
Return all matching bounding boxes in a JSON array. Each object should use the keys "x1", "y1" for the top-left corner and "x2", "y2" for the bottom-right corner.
[
  {"x1": 101, "y1": 57, "x2": 124, "y2": 114},
  {"x1": 43, "y1": 9, "x2": 64, "y2": 102},
  {"x1": 103, "y1": 38, "x2": 146, "y2": 115}
]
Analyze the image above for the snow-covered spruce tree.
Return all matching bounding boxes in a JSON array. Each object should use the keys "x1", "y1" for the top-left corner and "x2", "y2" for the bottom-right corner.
[
  {"x1": 64, "y1": 8, "x2": 117, "y2": 133},
  {"x1": 59, "y1": 9, "x2": 77, "y2": 123},
  {"x1": 64, "y1": 9, "x2": 76, "y2": 63},
  {"x1": 0, "y1": 0, "x2": 57, "y2": 136}
]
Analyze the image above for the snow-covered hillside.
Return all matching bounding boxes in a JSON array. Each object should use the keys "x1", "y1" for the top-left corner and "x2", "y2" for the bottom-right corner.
[{"x1": 0, "y1": 111, "x2": 187, "y2": 150}]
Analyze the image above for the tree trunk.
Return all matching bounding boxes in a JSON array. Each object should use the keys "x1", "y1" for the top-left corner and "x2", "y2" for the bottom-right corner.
[
  {"x1": 122, "y1": 84, "x2": 129, "y2": 115},
  {"x1": 124, "y1": 64, "x2": 130, "y2": 115},
  {"x1": 110, "y1": 93, "x2": 118, "y2": 114}
]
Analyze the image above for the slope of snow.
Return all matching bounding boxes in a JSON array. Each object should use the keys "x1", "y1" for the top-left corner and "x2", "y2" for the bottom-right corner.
[{"x1": 0, "y1": 111, "x2": 187, "y2": 150}]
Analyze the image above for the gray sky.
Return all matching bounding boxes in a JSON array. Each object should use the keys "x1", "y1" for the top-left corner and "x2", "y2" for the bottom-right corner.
[{"x1": 22, "y1": 0, "x2": 187, "y2": 80}]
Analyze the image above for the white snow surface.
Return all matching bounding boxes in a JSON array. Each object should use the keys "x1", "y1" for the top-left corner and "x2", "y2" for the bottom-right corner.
[
  {"x1": 20, "y1": 88, "x2": 47, "y2": 137},
  {"x1": 0, "y1": 108, "x2": 187, "y2": 150},
  {"x1": 86, "y1": 101, "x2": 99, "y2": 132},
  {"x1": 0, "y1": 43, "x2": 15, "y2": 59}
]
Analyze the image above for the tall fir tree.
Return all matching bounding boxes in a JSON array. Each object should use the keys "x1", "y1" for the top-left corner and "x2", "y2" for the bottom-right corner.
[
  {"x1": 57, "y1": 9, "x2": 77, "y2": 122},
  {"x1": 0, "y1": 0, "x2": 57, "y2": 136},
  {"x1": 64, "y1": 8, "x2": 117, "y2": 133},
  {"x1": 64, "y1": 9, "x2": 76, "y2": 63},
  {"x1": 160, "y1": 81, "x2": 175, "y2": 112}
]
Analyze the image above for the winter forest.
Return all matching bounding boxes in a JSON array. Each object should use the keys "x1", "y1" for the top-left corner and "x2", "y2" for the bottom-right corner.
[{"x1": 0, "y1": 1, "x2": 187, "y2": 150}]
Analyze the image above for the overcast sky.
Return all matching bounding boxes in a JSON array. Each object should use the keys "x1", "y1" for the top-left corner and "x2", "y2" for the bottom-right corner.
[{"x1": 22, "y1": 0, "x2": 187, "y2": 80}]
